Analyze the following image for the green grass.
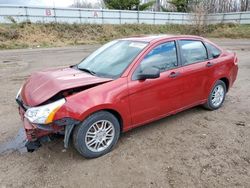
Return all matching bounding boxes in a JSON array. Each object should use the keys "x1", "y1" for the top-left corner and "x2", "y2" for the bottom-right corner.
[
  {"x1": 207, "y1": 24, "x2": 250, "y2": 38},
  {"x1": 0, "y1": 22, "x2": 249, "y2": 49}
]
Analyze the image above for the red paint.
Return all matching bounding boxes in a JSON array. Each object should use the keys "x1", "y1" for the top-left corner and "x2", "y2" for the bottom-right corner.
[
  {"x1": 93, "y1": 11, "x2": 98, "y2": 17},
  {"x1": 18, "y1": 35, "x2": 238, "y2": 141},
  {"x1": 45, "y1": 9, "x2": 52, "y2": 16},
  {"x1": 21, "y1": 67, "x2": 112, "y2": 106}
]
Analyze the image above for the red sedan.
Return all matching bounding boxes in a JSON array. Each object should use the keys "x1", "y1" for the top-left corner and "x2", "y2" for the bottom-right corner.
[{"x1": 16, "y1": 35, "x2": 238, "y2": 158}]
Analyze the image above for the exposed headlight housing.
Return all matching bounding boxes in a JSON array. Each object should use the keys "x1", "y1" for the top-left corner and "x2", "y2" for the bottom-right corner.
[{"x1": 24, "y1": 98, "x2": 66, "y2": 124}]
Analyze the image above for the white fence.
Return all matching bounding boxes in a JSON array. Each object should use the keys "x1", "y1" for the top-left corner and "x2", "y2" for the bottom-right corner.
[
  {"x1": 0, "y1": 5, "x2": 190, "y2": 24},
  {"x1": 0, "y1": 5, "x2": 250, "y2": 25},
  {"x1": 208, "y1": 12, "x2": 250, "y2": 24}
]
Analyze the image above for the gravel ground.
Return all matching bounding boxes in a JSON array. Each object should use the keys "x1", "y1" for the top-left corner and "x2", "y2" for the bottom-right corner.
[{"x1": 0, "y1": 39, "x2": 249, "y2": 188}]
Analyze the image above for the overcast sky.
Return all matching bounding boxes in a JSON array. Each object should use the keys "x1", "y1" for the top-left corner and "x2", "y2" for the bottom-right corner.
[{"x1": 0, "y1": 0, "x2": 94, "y2": 7}]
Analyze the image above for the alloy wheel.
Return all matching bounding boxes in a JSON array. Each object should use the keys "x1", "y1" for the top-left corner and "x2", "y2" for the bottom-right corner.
[
  {"x1": 211, "y1": 85, "x2": 225, "y2": 107},
  {"x1": 85, "y1": 120, "x2": 115, "y2": 152}
]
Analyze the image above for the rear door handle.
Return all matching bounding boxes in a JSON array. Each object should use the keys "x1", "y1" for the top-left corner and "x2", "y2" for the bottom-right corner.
[
  {"x1": 206, "y1": 62, "x2": 214, "y2": 67},
  {"x1": 168, "y1": 72, "x2": 180, "y2": 78}
]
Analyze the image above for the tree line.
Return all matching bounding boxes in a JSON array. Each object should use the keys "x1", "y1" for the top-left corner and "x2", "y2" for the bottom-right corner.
[{"x1": 71, "y1": 0, "x2": 250, "y2": 13}]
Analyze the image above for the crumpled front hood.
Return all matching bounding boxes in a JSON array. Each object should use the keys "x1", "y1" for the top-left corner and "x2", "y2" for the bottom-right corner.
[{"x1": 21, "y1": 67, "x2": 112, "y2": 106}]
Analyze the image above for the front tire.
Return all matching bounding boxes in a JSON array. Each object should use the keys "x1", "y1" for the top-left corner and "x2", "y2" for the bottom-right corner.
[
  {"x1": 73, "y1": 111, "x2": 120, "y2": 158},
  {"x1": 203, "y1": 80, "x2": 226, "y2": 110}
]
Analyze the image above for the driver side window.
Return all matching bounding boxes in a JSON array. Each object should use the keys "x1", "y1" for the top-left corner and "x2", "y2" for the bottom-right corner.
[{"x1": 139, "y1": 41, "x2": 178, "y2": 72}]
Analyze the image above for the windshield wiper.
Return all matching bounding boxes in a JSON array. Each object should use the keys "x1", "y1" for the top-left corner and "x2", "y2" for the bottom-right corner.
[{"x1": 78, "y1": 67, "x2": 96, "y2": 76}]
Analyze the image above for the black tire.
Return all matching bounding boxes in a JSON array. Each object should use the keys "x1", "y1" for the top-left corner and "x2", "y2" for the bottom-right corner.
[
  {"x1": 73, "y1": 111, "x2": 120, "y2": 158},
  {"x1": 203, "y1": 80, "x2": 226, "y2": 110}
]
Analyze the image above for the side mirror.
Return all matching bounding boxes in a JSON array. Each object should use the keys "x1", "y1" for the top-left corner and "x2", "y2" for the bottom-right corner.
[
  {"x1": 137, "y1": 67, "x2": 160, "y2": 80},
  {"x1": 212, "y1": 53, "x2": 220, "y2": 58}
]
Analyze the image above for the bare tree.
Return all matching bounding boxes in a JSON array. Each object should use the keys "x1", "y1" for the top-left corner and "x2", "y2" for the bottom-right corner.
[
  {"x1": 71, "y1": 0, "x2": 250, "y2": 12},
  {"x1": 71, "y1": 0, "x2": 105, "y2": 9},
  {"x1": 152, "y1": 0, "x2": 250, "y2": 13},
  {"x1": 190, "y1": 2, "x2": 208, "y2": 34},
  {"x1": 240, "y1": 0, "x2": 250, "y2": 11},
  {"x1": 197, "y1": 0, "x2": 250, "y2": 13}
]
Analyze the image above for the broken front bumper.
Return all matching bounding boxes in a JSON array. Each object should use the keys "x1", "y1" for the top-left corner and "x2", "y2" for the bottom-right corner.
[
  {"x1": 17, "y1": 105, "x2": 79, "y2": 149},
  {"x1": 18, "y1": 106, "x2": 61, "y2": 141}
]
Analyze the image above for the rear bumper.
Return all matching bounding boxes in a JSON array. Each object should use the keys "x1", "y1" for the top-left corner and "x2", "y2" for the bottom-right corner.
[
  {"x1": 232, "y1": 64, "x2": 238, "y2": 86},
  {"x1": 229, "y1": 64, "x2": 238, "y2": 89}
]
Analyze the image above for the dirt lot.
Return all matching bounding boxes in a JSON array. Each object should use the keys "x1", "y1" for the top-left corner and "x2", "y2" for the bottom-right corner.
[{"x1": 0, "y1": 39, "x2": 249, "y2": 188}]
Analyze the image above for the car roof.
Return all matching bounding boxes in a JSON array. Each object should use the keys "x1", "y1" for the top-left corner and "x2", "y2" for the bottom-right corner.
[{"x1": 121, "y1": 35, "x2": 204, "y2": 43}]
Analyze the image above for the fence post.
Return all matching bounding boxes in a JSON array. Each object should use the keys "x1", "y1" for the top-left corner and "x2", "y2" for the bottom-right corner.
[
  {"x1": 153, "y1": 12, "x2": 155, "y2": 25},
  {"x1": 53, "y1": 7, "x2": 57, "y2": 22},
  {"x1": 137, "y1": 10, "x2": 139, "y2": 24},
  {"x1": 79, "y1": 9, "x2": 81, "y2": 24},
  {"x1": 24, "y1": 6, "x2": 29, "y2": 22},
  {"x1": 102, "y1": 9, "x2": 104, "y2": 24},
  {"x1": 221, "y1": 13, "x2": 225, "y2": 24},
  {"x1": 119, "y1": 10, "x2": 121, "y2": 24},
  {"x1": 239, "y1": 12, "x2": 242, "y2": 24}
]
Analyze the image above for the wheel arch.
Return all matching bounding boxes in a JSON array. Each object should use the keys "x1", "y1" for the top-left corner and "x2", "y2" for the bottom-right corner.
[
  {"x1": 219, "y1": 77, "x2": 229, "y2": 92},
  {"x1": 79, "y1": 106, "x2": 125, "y2": 133},
  {"x1": 203, "y1": 77, "x2": 228, "y2": 110},
  {"x1": 64, "y1": 108, "x2": 124, "y2": 149},
  {"x1": 104, "y1": 109, "x2": 123, "y2": 133},
  {"x1": 206, "y1": 76, "x2": 230, "y2": 100}
]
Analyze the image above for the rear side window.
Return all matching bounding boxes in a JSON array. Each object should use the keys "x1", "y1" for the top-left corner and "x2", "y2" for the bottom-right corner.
[
  {"x1": 205, "y1": 42, "x2": 221, "y2": 59},
  {"x1": 179, "y1": 40, "x2": 208, "y2": 65},
  {"x1": 139, "y1": 41, "x2": 178, "y2": 72}
]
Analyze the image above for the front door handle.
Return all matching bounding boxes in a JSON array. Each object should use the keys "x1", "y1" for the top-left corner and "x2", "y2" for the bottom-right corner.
[
  {"x1": 206, "y1": 62, "x2": 214, "y2": 67},
  {"x1": 168, "y1": 72, "x2": 180, "y2": 78}
]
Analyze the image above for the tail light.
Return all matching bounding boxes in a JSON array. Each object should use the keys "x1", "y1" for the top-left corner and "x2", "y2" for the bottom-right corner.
[{"x1": 234, "y1": 53, "x2": 238, "y2": 65}]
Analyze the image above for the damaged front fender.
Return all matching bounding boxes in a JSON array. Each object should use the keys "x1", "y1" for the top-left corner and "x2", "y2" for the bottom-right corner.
[
  {"x1": 54, "y1": 118, "x2": 80, "y2": 148},
  {"x1": 23, "y1": 118, "x2": 80, "y2": 152},
  {"x1": 64, "y1": 124, "x2": 75, "y2": 148}
]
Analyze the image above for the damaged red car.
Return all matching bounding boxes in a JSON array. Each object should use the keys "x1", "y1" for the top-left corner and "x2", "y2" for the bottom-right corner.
[{"x1": 16, "y1": 35, "x2": 238, "y2": 158}]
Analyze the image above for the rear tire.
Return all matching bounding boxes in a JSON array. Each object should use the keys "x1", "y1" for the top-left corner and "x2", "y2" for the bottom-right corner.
[
  {"x1": 73, "y1": 111, "x2": 120, "y2": 158},
  {"x1": 203, "y1": 80, "x2": 226, "y2": 110}
]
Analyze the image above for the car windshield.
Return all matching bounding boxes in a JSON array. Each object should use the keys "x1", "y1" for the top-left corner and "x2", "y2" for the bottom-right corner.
[{"x1": 77, "y1": 40, "x2": 148, "y2": 78}]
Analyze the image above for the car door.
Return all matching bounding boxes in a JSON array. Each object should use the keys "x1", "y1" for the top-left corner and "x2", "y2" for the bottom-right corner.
[
  {"x1": 177, "y1": 39, "x2": 214, "y2": 107},
  {"x1": 128, "y1": 41, "x2": 184, "y2": 127}
]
